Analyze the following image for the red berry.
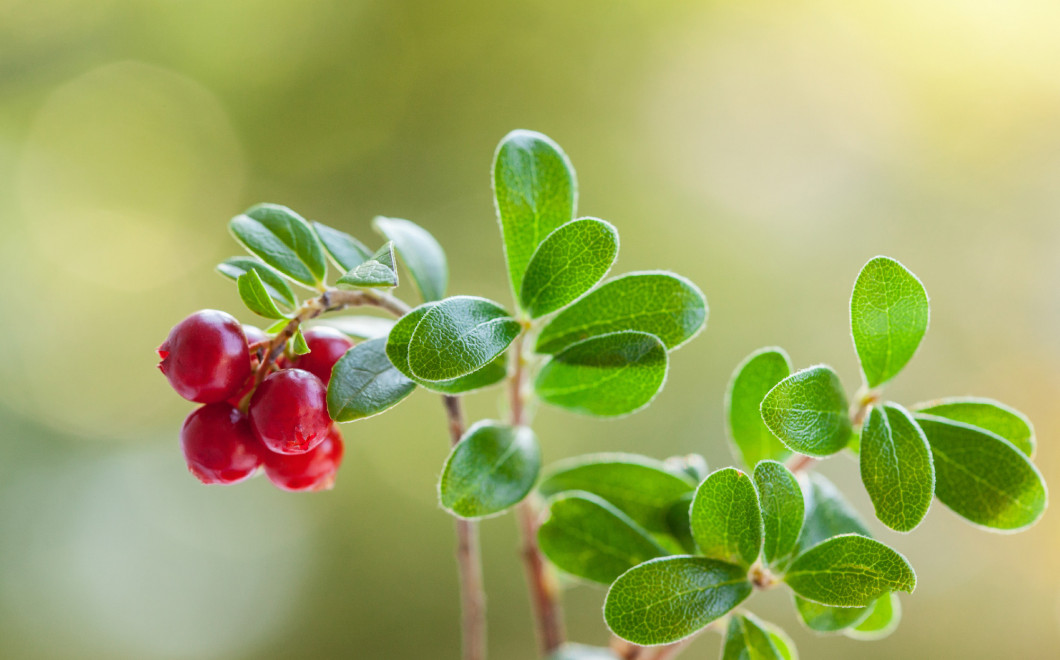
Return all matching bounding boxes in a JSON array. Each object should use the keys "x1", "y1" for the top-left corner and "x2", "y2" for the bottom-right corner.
[
  {"x1": 158, "y1": 310, "x2": 252, "y2": 403},
  {"x1": 264, "y1": 424, "x2": 345, "y2": 491},
  {"x1": 181, "y1": 403, "x2": 262, "y2": 484},
  {"x1": 249, "y1": 369, "x2": 331, "y2": 454},
  {"x1": 291, "y1": 326, "x2": 354, "y2": 384}
]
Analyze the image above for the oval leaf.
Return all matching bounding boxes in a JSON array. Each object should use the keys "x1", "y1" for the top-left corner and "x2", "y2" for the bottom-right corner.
[
  {"x1": 538, "y1": 453, "x2": 696, "y2": 533},
  {"x1": 519, "y1": 217, "x2": 619, "y2": 318},
  {"x1": 793, "y1": 595, "x2": 871, "y2": 633},
  {"x1": 312, "y1": 221, "x2": 371, "y2": 272},
  {"x1": 229, "y1": 203, "x2": 326, "y2": 287},
  {"x1": 534, "y1": 330, "x2": 668, "y2": 417},
  {"x1": 439, "y1": 421, "x2": 541, "y2": 519},
  {"x1": 236, "y1": 269, "x2": 288, "y2": 320},
  {"x1": 722, "y1": 613, "x2": 786, "y2": 660},
  {"x1": 217, "y1": 257, "x2": 296, "y2": 310},
  {"x1": 664, "y1": 492, "x2": 697, "y2": 554},
  {"x1": 850, "y1": 256, "x2": 929, "y2": 388},
  {"x1": 760, "y1": 365, "x2": 851, "y2": 457},
  {"x1": 291, "y1": 327, "x2": 310, "y2": 355},
  {"x1": 913, "y1": 397, "x2": 1035, "y2": 457},
  {"x1": 538, "y1": 492, "x2": 668, "y2": 585},
  {"x1": 690, "y1": 467, "x2": 762, "y2": 567},
  {"x1": 753, "y1": 460, "x2": 804, "y2": 568},
  {"x1": 336, "y1": 241, "x2": 398, "y2": 289},
  {"x1": 859, "y1": 403, "x2": 934, "y2": 532},
  {"x1": 604, "y1": 556, "x2": 752, "y2": 646},
  {"x1": 727, "y1": 347, "x2": 793, "y2": 468},
  {"x1": 407, "y1": 296, "x2": 521, "y2": 382},
  {"x1": 326, "y1": 337, "x2": 415, "y2": 422},
  {"x1": 785, "y1": 534, "x2": 915, "y2": 607},
  {"x1": 535, "y1": 271, "x2": 707, "y2": 354},
  {"x1": 794, "y1": 473, "x2": 872, "y2": 559},
  {"x1": 373, "y1": 216, "x2": 448, "y2": 302},
  {"x1": 914, "y1": 414, "x2": 1047, "y2": 531},
  {"x1": 493, "y1": 129, "x2": 577, "y2": 300},
  {"x1": 845, "y1": 592, "x2": 901, "y2": 641}
]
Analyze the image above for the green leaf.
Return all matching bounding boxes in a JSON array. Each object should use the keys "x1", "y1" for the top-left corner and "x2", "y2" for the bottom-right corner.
[
  {"x1": 845, "y1": 593, "x2": 901, "y2": 640},
  {"x1": 217, "y1": 257, "x2": 297, "y2": 310},
  {"x1": 384, "y1": 302, "x2": 506, "y2": 395},
  {"x1": 291, "y1": 328, "x2": 310, "y2": 355},
  {"x1": 326, "y1": 337, "x2": 415, "y2": 422},
  {"x1": 534, "y1": 330, "x2": 668, "y2": 417},
  {"x1": 439, "y1": 421, "x2": 541, "y2": 519},
  {"x1": 794, "y1": 473, "x2": 872, "y2": 558},
  {"x1": 373, "y1": 216, "x2": 448, "y2": 302},
  {"x1": 793, "y1": 595, "x2": 871, "y2": 633},
  {"x1": 537, "y1": 453, "x2": 696, "y2": 533},
  {"x1": 664, "y1": 492, "x2": 696, "y2": 553},
  {"x1": 493, "y1": 129, "x2": 577, "y2": 302},
  {"x1": 604, "y1": 556, "x2": 752, "y2": 645},
  {"x1": 265, "y1": 319, "x2": 288, "y2": 334},
  {"x1": 547, "y1": 644, "x2": 620, "y2": 660},
  {"x1": 850, "y1": 256, "x2": 929, "y2": 388},
  {"x1": 405, "y1": 296, "x2": 521, "y2": 382},
  {"x1": 519, "y1": 217, "x2": 619, "y2": 318},
  {"x1": 538, "y1": 492, "x2": 669, "y2": 585},
  {"x1": 722, "y1": 613, "x2": 785, "y2": 660},
  {"x1": 314, "y1": 316, "x2": 394, "y2": 340},
  {"x1": 335, "y1": 241, "x2": 398, "y2": 289},
  {"x1": 760, "y1": 365, "x2": 852, "y2": 457},
  {"x1": 535, "y1": 271, "x2": 707, "y2": 354},
  {"x1": 753, "y1": 460, "x2": 804, "y2": 568},
  {"x1": 236, "y1": 269, "x2": 288, "y2": 320},
  {"x1": 312, "y1": 221, "x2": 371, "y2": 272},
  {"x1": 664, "y1": 453, "x2": 710, "y2": 483},
  {"x1": 913, "y1": 397, "x2": 1035, "y2": 457},
  {"x1": 690, "y1": 467, "x2": 762, "y2": 567},
  {"x1": 763, "y1": 623, "x2": 798, "y2": 660},
  {"x1": 726, "y1": 347, "x2": 793, "y2": 468},
  {"x1": 229, "y1": 203, "x2": 326, "y2": 287},
  {"x1": 859, "y1": 403, "x2": 934, "y2": 532},
  {"x1": 914, "y1": 414, "x2": 1047, "y2": 531},
  {"x1": 784, "y1": 534, "x2": 916, "y2": 607}
]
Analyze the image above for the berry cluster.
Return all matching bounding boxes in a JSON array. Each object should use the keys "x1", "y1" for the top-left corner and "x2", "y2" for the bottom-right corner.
[{"x1": 158, "y1": 310, "x2": 352, "y2": 491}]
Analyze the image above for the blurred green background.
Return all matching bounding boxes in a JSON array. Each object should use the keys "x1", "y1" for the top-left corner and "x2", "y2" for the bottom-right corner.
[{"x1": 2, "y1": 0, "x2": 1059, "y2": 658}]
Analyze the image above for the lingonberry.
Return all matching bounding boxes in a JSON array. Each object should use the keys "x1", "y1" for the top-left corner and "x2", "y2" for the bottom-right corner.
[
  {"x1": 243, "y1": 324, "x2": 268, "y2": 359},
  {"x1": 264, "y1": 424, "x2": 345, "y2": 491},
  {"x1": 291, "y1": 326, "x2": 354, "y2": 384},
  {"x1": 180, "y1": 403, "x2": 263, "y2": 484},
  {"x1": 158, "y1": 310, "x2": 252, "y2": 403},
  {"x1": 249, "y1": 368, "x2": 331, "y2": 454}
]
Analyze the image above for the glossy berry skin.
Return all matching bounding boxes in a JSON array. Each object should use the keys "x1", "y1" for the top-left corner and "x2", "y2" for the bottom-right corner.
[
  {"x1": 291, "y1": 326, "x2": 354, "y2": 384},
  {"x1": 158, "y1": 310, "x2": 252, "y2": 403},
  {"x1": 249, "y1": 368, "x2": 331, "y2": 454},
  {"x1": 264, "y1": 424, "x2": 345, "y2": 491},
  {"x1": 181, "y1": 403, "x2": 262, "y2": 484}
]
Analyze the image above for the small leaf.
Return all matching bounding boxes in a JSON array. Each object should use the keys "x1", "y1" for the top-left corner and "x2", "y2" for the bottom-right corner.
[
  {"x1": 846, "y1": 593, "x2": 901, "y2": 641},
  {"x1": 850, "y1": 256, "x2": 929, "y2": 388},
  {"x1": 229, "y1": 203, "x2": 326, "y2": 287},
  {"x1": 547, "y1": 644, "x2": 620, "y2": 660},
  {"x1": 535, "y1": 271, "x2": 707, "y2": 354},
  {"x1": 537, "y1": 453, "x2": 696, "y2": 533},
  {"x1": 439, "y1": 421, "x2": 541, "y2": 519},
  {"x1": 493, "y1": 129, "x2": 577, "y2": 301},
  {"x1": 217, "y1": 257, "x2": 297, "y2": 310},
  {"x1": 913, "y1": 397, "x2": 1035, "y2": 457},
  {"x1": 314, "y1": 315, "x2": 395, "y2": 340},
  {"x1": 604, "y1": 556, "x2": 752, "y2": 645},
  {"x1": 760, "y1": 365, "x2": 852, "y2": 457},
  {"x1": 538, "y1": 492, "x2": 668, "y2": 585},
  {"x1": 372, "y1": 216, "x2": 448, "y2": 302},
  {"x1": 784, "y1": 534, "x2": 916, "y2": 607},
  {"x1": 519, "y1": 217, "x2": 619, "y2": 318},
  {"x1": 335, "y1": 242, "x2": 399, "y2": 289},
  {"x1": 859, "y1": 403, "x2": 934, "y2": 532},
  {"x1": 664, "y1": 492, "x2": 696, "y2": 553},
  {"x1": 753, "y1": 460, "x2": 804, "y2": 568},
  {"x1": 690, "y1": 467, "x2": 762, "y2": 567},
  {"x1": 763, "y1": 623, "x2": 798, "y2": 660},
  {"x1": 312, "y1": 221, "x2": 371, "y2": 272},
  {"x1": 722, "y1": 613, "x2": 786, "y2": 660},
  {"x1": 793, "y1": 595, "x2": 871, "y2": 633},
  {"x1": 915, "y1": 414, "x2": 1047, "y2": 531},
  {"x1": 291, "y1": 328, "x2": 310, "y2": 355},
  {"x1": 265, "y1": 319, "x2": 288, "y2": 333},
  {"x1": 534, "y1": 331, "x2": 668, "y2": 417},
  {"x1": 406, "y1": 296, "x2": 521, "y2": 382},
  {"x1": 326, "y1": 337, "x2": 415, "y2": 422},
  {"x1": 794, "y1": 473, "x2": 872, "y2": 559},
  {"x1": 727, "y1": 347, "x2": 793, "y2": 468},
  {"x1": 236, "y1": 269, "x2": 288, "y2": 320}
]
